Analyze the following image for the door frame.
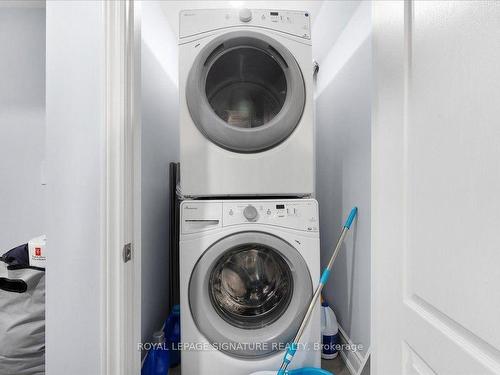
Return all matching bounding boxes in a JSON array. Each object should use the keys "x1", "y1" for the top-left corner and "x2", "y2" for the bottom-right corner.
[
  {"x1": 103, "y1": 1, "x2": 141, "y2": 374},
  {"x1": 371, "y1": 1, "x2": 407, "y2": 374}
]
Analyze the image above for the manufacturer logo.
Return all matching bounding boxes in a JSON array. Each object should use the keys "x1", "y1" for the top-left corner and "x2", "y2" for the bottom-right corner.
[{"x1": 35, "y1": 247, "x2": 42, "y2": 257}]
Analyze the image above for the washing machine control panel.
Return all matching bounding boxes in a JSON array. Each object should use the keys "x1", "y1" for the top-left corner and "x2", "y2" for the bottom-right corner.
[
  {"x1": 223, "y1": 200, "x2": 319, "y2": 232},
  {"x1": 181, "y1": 200, "x2": 319, "y2": 233},
  {"x1": 180, "y1": 9, "x2": 311, "y2": 40}
]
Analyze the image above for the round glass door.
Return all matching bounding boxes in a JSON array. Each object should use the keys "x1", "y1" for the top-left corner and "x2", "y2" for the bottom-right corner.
[
  {"x1": 189, "y1": 232, "x2": 312, "y2": 358},
  {"x1": 205, "y1": 47, "x2": 287, "y2": 129},
  {"x1": 209, "y1": 244, "x2": 293, "y2": 329},
  {"x1": 186, "y1": 31, "x2": 306, "y2": 153}
]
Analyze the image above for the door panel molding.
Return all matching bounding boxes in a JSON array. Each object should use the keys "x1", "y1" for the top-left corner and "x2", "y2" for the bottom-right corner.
[
  {"x1": 403, "y1": 342, "x2": 437, "y2": 375},
  {"x1": 406, "y1": 296, "x2": 500, "y2": 373}
]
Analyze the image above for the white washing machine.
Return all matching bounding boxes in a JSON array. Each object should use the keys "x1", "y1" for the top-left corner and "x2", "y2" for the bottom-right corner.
[
  {"x1": 179, "y1": 9, "x2": 315, "y2": 197},
  {"x1": 179, "y1": 199, "x2": 321, "y2": 375}
]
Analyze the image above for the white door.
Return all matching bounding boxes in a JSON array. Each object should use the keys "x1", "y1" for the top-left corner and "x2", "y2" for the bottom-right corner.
[{"x1": 372, "y1": 1, "x2": 500, "y2": 374}]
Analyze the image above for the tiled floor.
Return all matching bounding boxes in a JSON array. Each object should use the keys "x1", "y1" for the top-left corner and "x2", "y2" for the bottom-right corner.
[
  {"x1": 322, "y1": 356, "x2": 350, "y2": 375},
  {"x1": 170, "y1": 355, "x2": 349, "y2": 374}
]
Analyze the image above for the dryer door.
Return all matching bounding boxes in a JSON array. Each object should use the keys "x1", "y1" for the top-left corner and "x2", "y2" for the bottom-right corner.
[
  {"x1": 186, "y1": 31, "x2": 306, "y2": 153},
  {"x1": 189, "y1": 231, "x2": 312, "y2": 358}
]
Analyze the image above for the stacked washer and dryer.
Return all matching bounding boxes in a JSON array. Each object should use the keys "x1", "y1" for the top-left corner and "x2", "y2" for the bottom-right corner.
[{"x1": 178, "y1": 8, "x2": 320, "y2": 375}]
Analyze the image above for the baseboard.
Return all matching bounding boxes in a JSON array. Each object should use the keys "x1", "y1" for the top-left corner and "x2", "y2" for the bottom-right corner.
[{"x1": 337, "y1": 325, "x2": 368, "y2": 375}]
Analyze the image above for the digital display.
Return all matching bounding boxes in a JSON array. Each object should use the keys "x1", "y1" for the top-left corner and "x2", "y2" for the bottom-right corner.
[
  {"x1": 270, "y1": 12, "x2": 279, "y2": 16},
  {"x1": 276, "y1": 204, "x2": 285, "y2": 209}
]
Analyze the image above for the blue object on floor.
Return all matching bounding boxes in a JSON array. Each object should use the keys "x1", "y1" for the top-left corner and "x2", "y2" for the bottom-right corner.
[
  {"x1": 164, "y1": 304, "x2": 181, "y2": 367},
  {"x1": 289, "y1": 368, "x2": 333, "y2": 375},
  {"x1": 141, "y1": 331, "x2": 170, "y2": 375}
]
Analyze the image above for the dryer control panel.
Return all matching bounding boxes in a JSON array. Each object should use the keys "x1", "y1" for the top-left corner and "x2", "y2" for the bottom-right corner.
[
  {"x1": 180, "y1": 9, "x2": 311, "y2": 40},
  {"x1": 181, "y1": 199, "x2": 318, "y2": 234}
]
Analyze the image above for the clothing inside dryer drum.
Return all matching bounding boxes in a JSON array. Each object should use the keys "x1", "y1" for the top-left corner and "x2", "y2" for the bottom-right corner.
[
  {"x1": 205, "y1": 46, "x2": 287, "y2": 128},
  {"x1": 209, "y1": 244, "x2": 293, "y2": 329}
]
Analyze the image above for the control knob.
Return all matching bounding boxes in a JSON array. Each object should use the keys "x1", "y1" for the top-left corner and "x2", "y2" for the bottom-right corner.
[
  {"x1": 243, "y1": 205, "x2": 258, "y2": 222},
  {"x1": 239, "y1": 8, "x2": 252, "y2": 22}
]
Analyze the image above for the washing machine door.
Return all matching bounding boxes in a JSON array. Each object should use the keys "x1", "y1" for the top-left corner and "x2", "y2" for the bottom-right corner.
[
  {"x1": 186, "y1": 31, "x2": 306, "y2": 153},
  {"x1": 189, "y1": 231, "x2": 313, "y2": 358}
]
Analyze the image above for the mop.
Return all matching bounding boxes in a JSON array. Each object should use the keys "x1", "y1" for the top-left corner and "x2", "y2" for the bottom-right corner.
[{"x1": 276, "y1": 207, "x2": 358, "y2": 375}]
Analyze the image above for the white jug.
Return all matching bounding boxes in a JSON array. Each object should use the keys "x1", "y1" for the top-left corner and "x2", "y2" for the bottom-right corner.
[{"x1": 320, "y1": 300, "x2": 339, "y2": 359}]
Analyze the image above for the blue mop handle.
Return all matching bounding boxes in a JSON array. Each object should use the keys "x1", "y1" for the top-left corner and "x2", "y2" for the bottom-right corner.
[
  {"x1": 344, "y1": 206, "x2": 358, "y2": 229},
  {"x1": 277, "y1": 207, "x2": 358, "y2": 375},
  {"x1": 277, "y1": 343, "x2": 298, "y2": 375},
  {"x1": 320, "y1": 206, "x2": 358, "y2": 285}
]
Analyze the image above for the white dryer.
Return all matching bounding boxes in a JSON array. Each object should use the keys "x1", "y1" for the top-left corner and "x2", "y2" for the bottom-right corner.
[
  {"x1": 179, "y1": 9, "x2": 315, "y2": 197},
  {"x1": 179, "y1": 199, "x2": 321, "y2": 375}
]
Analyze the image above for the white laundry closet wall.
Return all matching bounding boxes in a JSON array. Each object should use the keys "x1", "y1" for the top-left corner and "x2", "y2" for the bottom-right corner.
[
  {"x1": 314, "y1": 1, "x2": 372, "y2": 372},
  {"x1": 0, "y1": 4, "x2": 46, "y2": 251}
]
